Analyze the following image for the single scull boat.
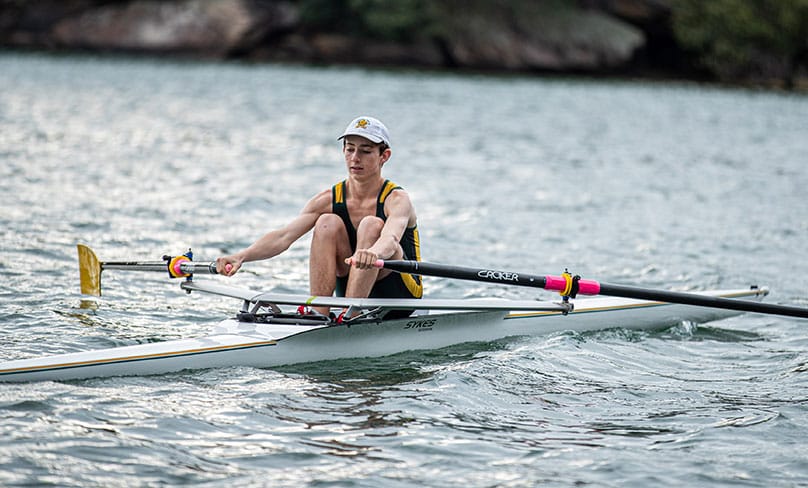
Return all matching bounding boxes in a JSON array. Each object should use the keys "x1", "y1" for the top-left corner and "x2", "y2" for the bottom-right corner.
[{"x1": 0, "y1": 245, "x2": 797, "y2": 383}]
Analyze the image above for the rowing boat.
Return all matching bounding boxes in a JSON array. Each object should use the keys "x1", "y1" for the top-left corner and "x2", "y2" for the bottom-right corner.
[
  {"x1": 0, "y1": 246, "x2": 778, "y2": 382},
  {"x1": 0, "y1": 278, "x2": 770, "y2": 382}
]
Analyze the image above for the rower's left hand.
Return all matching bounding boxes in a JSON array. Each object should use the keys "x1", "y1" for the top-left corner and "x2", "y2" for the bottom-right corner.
[{"x1": 346, "y1": 249, "x2": 379, "y2": 269}]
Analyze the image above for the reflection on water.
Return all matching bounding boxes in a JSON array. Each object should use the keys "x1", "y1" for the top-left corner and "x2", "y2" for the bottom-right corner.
[
  {"x1": 659, "y1": 322, "x2": 768, "y2": 343},
  {"x1": 278, "y1": 341, "x2": 507, "y2": 387}
]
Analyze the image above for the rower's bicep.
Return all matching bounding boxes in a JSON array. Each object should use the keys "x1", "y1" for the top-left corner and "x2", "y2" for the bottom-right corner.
[{"x1": 279, "y1": 190, "x2": 332, "y2": 242}]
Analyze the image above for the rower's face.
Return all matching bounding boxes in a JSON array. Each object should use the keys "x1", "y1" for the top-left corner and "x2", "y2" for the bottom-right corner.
[{"x1": 343, "y1": 135, "x2": 390, "y2": 176}]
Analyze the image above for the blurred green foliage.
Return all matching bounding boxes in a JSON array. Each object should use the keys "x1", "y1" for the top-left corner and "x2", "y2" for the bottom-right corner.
[
  {"x1": 295, "y1": 0, "x2": 807, "y2": 86},
  {"x1": 672, "y1": 0, "x2": 808, "y2": 86},
  {"x1": 296, "y1": 0, "x2": 586, "y2": 44},
  {"x1": 297, "y1": 0, "x2": 441, "y2": 42}
]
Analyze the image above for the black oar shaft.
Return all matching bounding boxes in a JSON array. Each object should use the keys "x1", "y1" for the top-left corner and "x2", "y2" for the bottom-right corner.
[
  {"x1": 381, "y1": 260, "x2": 808, "y2": 319},
  {"x1": 598, "y1": 283, "x2": 808, "y2": 318}
]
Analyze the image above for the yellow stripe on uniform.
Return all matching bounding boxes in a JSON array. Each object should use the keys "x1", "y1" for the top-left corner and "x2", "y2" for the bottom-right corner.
[
  {"x1": 400, "y1": 272, "x2": 423, "y2": 298},
  {"x1": 402, "y1": 229, "x2": 423, "y2": 297},
  {"x1": 411, "y1": 228, "x2": 421, "y2": 261},
  {"x1": 379, "y1": 181, "x2": 398, "y2": 203},
  {"x1": 334, "y1": 181, "x2": 345, "y2": 204}
]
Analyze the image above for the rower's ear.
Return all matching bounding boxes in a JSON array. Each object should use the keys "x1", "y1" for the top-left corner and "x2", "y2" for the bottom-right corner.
[{"x1": 380, "y1": 147, "x2": 391, "y2": 165}]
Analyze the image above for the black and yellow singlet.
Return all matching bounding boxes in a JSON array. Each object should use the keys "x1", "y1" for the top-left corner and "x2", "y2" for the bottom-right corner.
[{"x1": 332, "y1": 179, "x2": 423, "y2": 301}]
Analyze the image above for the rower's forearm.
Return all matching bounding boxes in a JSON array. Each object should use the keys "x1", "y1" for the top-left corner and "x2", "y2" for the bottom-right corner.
[
  {"x1": 240, "y1": 232, "x2": 290, "y2": 263},
  {"x1": 369, "y1": 234, "x2": 401, "y2": 260}
]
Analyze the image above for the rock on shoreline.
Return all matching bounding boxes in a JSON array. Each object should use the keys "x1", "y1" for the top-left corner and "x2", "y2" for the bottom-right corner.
[{"x1": 1, "y1": 0, "x2": 672, "y2": 73}]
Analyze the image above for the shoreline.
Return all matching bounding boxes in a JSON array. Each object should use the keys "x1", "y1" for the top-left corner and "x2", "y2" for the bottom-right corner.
[{"x1": 3, "y1": 46, "x2": 805, "y2": 94}]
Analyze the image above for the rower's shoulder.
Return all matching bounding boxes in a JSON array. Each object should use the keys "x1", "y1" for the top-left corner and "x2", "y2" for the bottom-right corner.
[
  {"x1": 314, "y1": 186, "x2": 334, "y2": 198},
  {"x1": 383, "y1": 185, "x2": 416, "y2": 219},
  {"x1": 302, "y1": 187, "x2": 335, "y2": 213},
  {"x1": 385, "y1": 185, "x2": 412, "y2": 202}
]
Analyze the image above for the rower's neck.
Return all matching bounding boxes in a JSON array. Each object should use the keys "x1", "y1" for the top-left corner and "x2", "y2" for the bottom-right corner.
[{"x1": 346, "y1": 176, "x2": 385, "y2": 200}]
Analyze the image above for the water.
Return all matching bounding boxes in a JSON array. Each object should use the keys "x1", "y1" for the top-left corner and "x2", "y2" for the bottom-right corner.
[{"x1": 1, "y1": 52, "x2": 807, "y2": 486}]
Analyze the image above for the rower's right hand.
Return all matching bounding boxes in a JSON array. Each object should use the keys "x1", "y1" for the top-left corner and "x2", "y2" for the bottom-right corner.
[{"x1": 216, "y1": 256, "x2": 242, "y2": 277}]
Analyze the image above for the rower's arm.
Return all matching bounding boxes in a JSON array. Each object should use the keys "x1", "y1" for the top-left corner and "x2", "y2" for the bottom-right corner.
[
  {"x1": 217, "y1": 190, "x2": 330, "y2": 274},
  {"x1": 367, "y1": 190, "x2": 414, "y2": 260}
]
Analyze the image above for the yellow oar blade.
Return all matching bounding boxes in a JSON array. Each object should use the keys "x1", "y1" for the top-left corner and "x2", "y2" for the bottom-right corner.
[{"x1": 77, "y1": 244, "x2": 102, "y2": 296}]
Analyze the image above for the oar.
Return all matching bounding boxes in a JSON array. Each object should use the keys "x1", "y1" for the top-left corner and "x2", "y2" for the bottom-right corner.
[
  {"x1": 377, "y1": 260, "x2": 808, "y2": 319},
  {"x1": 78, "y1": 244, "x2": 224, "y2": 296}
]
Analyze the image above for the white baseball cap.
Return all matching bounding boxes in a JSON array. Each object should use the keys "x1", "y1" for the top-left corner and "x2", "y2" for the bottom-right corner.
[{"x1": 337, "y1": 116, "x2": 391, "y2": 147}]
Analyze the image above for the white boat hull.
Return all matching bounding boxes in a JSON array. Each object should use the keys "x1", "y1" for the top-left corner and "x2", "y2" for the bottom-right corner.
[{"x1": 0, "y1": 288, "x2": 767, "y2": 382}]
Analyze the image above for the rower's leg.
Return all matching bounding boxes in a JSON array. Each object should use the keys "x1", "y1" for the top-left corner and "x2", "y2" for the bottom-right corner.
[
  {"x1": 309, "y1": 214, "x2": 352, "y2": 315},
  {"x1": 344, "y1": 216, "x2": 401, "y2": 299}
]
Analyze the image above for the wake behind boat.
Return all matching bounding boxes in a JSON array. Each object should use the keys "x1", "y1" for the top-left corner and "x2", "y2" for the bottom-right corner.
[{"x1": 0, "y1": 245, "x2": 792, "y2": 382}]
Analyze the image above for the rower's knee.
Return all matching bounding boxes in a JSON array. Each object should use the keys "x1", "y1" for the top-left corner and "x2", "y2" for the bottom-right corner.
[{"x1": 313, "y1": 213, "x2": 346, "y2": 241}]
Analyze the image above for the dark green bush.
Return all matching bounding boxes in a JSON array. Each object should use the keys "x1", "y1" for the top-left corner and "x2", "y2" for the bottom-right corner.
[{"x1": 672, "y1": 0, "x2": 808, "y2": 87}]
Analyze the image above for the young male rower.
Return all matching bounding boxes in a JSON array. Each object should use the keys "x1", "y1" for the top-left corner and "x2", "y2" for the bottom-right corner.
[{"x1": 215, "y1": 116, "x2": 422, "y2": 319}]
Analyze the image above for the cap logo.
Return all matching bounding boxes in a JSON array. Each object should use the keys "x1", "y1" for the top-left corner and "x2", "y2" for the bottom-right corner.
[{"x1": 355, "y1": 119, "x2": 370, "y2": 129}]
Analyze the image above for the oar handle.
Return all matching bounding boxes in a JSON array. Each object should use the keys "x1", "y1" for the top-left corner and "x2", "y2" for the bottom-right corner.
[
  {"x1": 175, "y1": 261, "x2": 232, "y2": 276},
  {"x1": 178, "y1": 261, "x2": 221, "y2": 275},
  {"x1": 174, "y1": 260, "x2": 231, "y2": 275}
]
